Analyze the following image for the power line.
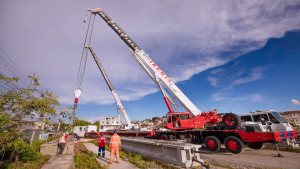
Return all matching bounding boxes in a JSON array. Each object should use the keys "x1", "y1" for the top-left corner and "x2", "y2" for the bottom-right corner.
[
  {"x1": 0, "y1": 47, "x2": 31, "y2": 85},
  {"x1": 0, "y1": 47, "x2": 41, "y2": 97}
]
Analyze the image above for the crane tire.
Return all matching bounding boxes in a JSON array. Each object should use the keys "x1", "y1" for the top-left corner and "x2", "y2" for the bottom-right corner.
[
  {"x1": 222, "y1": 113, "x2": 241, "y2": 129},
  {"x1": 224, "y1": 136, "x2": 244, "y2": 154},
  {"x1": 160, "y1": 134, "x2": 169, "y2": 140},
  {"x1": 204, "y1": 136, "x2": 221, "y2": 152}
]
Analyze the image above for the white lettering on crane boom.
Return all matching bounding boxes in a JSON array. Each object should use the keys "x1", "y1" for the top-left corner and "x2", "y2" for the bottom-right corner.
[
  {"x1": 149, "y1": 60, "x2": 171, "y2": 83},
  {"x1": 119, "y1": 106, "x2": 126, "y2": 117}
]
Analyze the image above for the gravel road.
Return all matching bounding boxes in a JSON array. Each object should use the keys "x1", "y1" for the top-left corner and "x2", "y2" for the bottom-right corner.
[{"x1": 199, "y1": 146, "x2": 300, "y2": 169}]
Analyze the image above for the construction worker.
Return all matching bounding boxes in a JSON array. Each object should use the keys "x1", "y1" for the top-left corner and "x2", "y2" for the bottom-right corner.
[
  {"x1": 97, "y1": 133, "x2": 106, "y2": 158},
  {"x1": 109, "y1": 130, "x2": 121, "y2": 163},
  {"x1": 57, "y1": 133, "x2": 67, "y2": 156}
]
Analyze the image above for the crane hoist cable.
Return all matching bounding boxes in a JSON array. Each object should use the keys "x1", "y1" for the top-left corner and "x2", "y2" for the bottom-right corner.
[
  {"x1": 75, "y1": 12, "x2": 95, "y2": 92},
  {"x1": 70, "y1": 11, "x2": 96, "y2": 126}
]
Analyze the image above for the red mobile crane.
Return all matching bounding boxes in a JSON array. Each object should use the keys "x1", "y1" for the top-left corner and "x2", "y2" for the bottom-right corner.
[
  {"x1": 86, "y1": 8, "x2": 297, "y2": 154},
  {"x1": 88, "y1": 8, "x2": 240, "y2": 131}
]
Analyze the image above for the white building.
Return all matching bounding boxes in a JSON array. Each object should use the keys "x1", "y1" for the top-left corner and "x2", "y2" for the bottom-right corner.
[
  {"x1": 74, "y1": 125, "x2": 97, "y2": 137},
  {"x1": 99, "y1": 115, "x2": 121, "y2": 132}
]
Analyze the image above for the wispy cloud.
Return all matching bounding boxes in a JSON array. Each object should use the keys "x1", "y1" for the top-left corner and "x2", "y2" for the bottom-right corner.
[
  {"x1": 207, "y1": 77, "x2": 219, "y2": 87},
  {"x1": 211, "y1": 68, "x2": 224, "y2": 75},
  {"x1": 212, "y1": 92, "x2": 263, "y2": 103},
  {"x1": 233, "y1": 66, "x2": 268, "y2": 85}
]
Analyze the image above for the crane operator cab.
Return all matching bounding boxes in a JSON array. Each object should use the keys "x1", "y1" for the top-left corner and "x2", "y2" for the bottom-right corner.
[{"x1": 164, "y1": 112, "x2": 196, "y2": 129}]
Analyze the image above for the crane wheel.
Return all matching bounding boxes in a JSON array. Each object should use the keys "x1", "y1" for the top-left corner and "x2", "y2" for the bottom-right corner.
[
  {"x1": 204, "y1": 136, "x2": 221, "y2": 152},
  {"x1": 224, "y1": 136, "x2": 244, "y2": 154},
  {"x1": 160, "y1": 134, "x2": 169, "y2": 140},
  {"x1": 222, "y1": 113, "x2": 241, "y2": 129}
]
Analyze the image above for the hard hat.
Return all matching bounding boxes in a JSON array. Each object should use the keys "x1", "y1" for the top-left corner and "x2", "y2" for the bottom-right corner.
[{"x1": 113, "y1": 130, "x2": 117, "y2": 133}]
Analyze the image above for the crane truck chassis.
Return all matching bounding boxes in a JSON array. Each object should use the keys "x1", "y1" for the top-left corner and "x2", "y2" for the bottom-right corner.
[
  {"x1": 85, "y1": 129, "x2": 297, "y2": 154},
  {"x1": 83, "y1": 8, "x2": 298, "y2": 154}
]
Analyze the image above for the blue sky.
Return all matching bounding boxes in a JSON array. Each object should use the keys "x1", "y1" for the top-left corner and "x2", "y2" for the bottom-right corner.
[{"x1": 0, "y1": 1, "x2": 300, "y2": 123}]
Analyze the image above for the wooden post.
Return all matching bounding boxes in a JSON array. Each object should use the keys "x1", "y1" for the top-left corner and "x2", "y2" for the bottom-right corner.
[
  {"x1": 39, "y1": 112, "x2": 48, "y2": 140},
  {"x1": 13, "y1": 153, "x2": 19, "y2": 169}
]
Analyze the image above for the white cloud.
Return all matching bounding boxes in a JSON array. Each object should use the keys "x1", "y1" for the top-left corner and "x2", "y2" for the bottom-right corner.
[
  {"x1": 1, "y1": 0, "x2": 300, "y2": 107},
  {"x1": 291, "y1": 99, "x2": 300, "y2": 105}
]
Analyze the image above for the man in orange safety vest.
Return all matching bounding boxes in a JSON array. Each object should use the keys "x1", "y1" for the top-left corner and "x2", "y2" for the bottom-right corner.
[{"x1": 109, "y1": 130, "x2": 121, "y2": 163}]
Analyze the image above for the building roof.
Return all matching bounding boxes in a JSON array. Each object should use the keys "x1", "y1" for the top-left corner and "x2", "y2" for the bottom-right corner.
[{"x1": 279, "y1": 110, "x2": 300, "y2": 115}]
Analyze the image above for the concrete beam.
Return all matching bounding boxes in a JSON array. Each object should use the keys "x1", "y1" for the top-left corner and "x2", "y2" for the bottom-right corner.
[
  {"x1": 40, "y1": 136, "x2": 74, "y2": 155},
  {"x1": 106, "y1": 136, "x2": 204, "y2": 168}
]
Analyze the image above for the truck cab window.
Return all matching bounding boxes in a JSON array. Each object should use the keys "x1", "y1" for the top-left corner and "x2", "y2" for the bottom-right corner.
[
  {"x1": 241, "y1": 116, "x2": 252, "y2": 122},
  {"x1": 180, "y1": 114, "x2": 189, "y2": 120},
  {"x1": 253, "y1": 114, "x2": 269, "y2": 122},
  {"x1": 167, "y1": 116, "x2": 172, "y2": 123},
  {"x1": 268, "y1": 113, "x2": 280, "y2": 124}
]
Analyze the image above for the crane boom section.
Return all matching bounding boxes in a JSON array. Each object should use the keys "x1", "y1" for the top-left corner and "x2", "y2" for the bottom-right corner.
[
  {"x1": 86, "y1": 46, "x2": 132, "y2": 125},
  {"x1": 90, "y1": 8, "x2": 201, "y2": 116},
  {"x1": 133, "y1": 50, "x2": 201, "y2": 116}
]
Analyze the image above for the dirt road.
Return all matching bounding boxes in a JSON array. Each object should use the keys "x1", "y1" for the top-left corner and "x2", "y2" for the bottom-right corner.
[{"x1": 199, "y1": 146, "x2": 300, "y2": 169}]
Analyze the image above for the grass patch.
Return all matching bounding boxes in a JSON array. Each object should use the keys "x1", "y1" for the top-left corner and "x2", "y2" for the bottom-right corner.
[
  {"x1": 74, "y1": 151, "x2": 108, "y2": 169},
  {"x1": 73, "y1": 142, "x2": 108, "y2": 169}
]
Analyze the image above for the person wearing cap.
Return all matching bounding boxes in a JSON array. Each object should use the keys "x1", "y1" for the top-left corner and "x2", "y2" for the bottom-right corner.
[
  {"x1": 109, "y1": 130, "x2": 121, "y2": 163},
  {"x1": 97, "y1": 133, "x2": 106, "y2": 158},
  {"x1": 57, "y1": 133, "x2": 68, "y2": 156}
]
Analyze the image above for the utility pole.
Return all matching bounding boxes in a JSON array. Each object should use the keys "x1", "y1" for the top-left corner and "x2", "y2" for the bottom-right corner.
[{"x1": 39, "y1": 112, "x2": 48, "y2": 140}]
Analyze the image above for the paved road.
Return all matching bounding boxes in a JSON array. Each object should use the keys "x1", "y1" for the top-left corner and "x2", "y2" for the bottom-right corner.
[
  {"x1": 41, "y1": 153, "x2": 74, "y2": 169},
  {"x1": 199, "y1": 146, "x2": 300, "y2": 169},
  {"x1": 83, "y1": 143, "x2": 139, "y2": 169}
]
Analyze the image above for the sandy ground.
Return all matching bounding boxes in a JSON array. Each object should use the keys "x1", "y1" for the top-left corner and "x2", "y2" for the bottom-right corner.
[{"x1": 83, "y1": 143, "x2": 139, "y2": 169}]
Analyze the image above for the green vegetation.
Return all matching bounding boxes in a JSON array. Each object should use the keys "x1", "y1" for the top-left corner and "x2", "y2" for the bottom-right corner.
[
  {"x1": 152, "y1": 116, "x2": 160, "y2": 121},
  {"x1": 72, "y1": 142, "x2": 107, "y2": 169},
  {"x1": 0, "y1": 139, "x2": 51, "y2": 169},
  {"x1": 0, "y1": 75, "x2": 71, "y2": 168},
  {"x1": 92, "y1": 121, "x2": 100, "y2": 131},
  {"x1": 73, "y1": 118, "x2": 91, "y2": 126},
  {"x1": 1, "y1": 154, "x2": 51, "y2": 169},
  {"x1": 74, "y1": 151, "x2": 108, "y2": 169}
]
